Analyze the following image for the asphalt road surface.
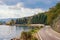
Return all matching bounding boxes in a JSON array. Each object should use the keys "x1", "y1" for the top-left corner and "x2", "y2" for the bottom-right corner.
[{"x1": 37, "y1": 26, "x2": 60, "y2": 40}]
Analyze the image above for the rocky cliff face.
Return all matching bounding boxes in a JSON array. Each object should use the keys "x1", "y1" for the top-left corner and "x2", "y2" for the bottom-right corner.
[{"x1": 52, "y1": 16, "x2": 60, "y2": 33}]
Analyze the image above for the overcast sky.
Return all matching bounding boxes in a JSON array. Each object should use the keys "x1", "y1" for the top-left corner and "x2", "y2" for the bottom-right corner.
[{"x1": 0, "y1": 0, "x2": 60, "y2": 19}]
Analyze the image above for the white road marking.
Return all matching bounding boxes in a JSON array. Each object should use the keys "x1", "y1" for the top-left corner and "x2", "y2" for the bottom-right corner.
[
  {"x1": 46, "y1": 30, "x2": 60, "y2": 40},
  {"x1": 38, "y1": 31, "x2": 43, "y2": 40}
]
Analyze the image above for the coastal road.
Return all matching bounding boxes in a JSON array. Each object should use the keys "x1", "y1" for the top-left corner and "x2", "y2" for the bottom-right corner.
[{"x1": 37, "y1": 26, "x2": 60, "y2": 40}]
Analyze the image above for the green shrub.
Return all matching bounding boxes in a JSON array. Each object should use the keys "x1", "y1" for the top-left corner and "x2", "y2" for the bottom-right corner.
[{"x1": 20, "y1": 31, "x2": 38, "y2": 40}]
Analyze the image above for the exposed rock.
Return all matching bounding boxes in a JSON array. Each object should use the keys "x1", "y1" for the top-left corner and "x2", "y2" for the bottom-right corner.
[{"x1": 52, "y1": 16, "x2": 60, "y2": 33}]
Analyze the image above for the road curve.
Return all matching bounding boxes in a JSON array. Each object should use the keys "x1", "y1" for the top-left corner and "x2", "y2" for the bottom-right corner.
[{"x1": 37, "y1": 26, "x2": 60, "y2": 40}]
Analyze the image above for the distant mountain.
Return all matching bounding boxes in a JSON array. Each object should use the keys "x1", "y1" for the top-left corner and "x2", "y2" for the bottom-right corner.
[{"x1": 0, "y1": 18, "x2": 17, "y2": 23}]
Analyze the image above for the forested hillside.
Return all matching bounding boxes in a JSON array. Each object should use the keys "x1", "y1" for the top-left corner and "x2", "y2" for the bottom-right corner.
[
  {"x1": 15, "y1": 2, "x2": 60, "y2": 25},
  {"x1": 45, "y1": 2, "x2": 60, "y2": 25}
]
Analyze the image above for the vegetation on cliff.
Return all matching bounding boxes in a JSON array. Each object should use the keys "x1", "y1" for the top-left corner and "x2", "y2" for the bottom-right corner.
[{"x1": 20, "y1": 26, "x2": 43, "y2": 40}]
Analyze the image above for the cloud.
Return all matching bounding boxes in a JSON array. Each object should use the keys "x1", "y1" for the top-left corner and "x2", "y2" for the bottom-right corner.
[
  {"x1": 0, "y1": 1, "x2": 5, "y2": 5},
  {"x1": 0, "y1": 0, "x2": 59, "y2": 10},
  {"x1": 0, "y1": 2, "x2": 44, "y2": 19},
  {"x1": 8, "y1": 2, "x2": 24, "y2": 9},
  {"x1": 0, "y1": 0, "x2": 59, "y2": 6},
  {"x1": 0, "y1": 0, "x2": 59, "y2": 19}
]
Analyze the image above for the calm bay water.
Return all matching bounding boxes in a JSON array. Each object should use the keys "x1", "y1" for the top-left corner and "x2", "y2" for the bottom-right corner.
[{"x1": 0, "y1": 25, "x2": 31, "y2": 40}]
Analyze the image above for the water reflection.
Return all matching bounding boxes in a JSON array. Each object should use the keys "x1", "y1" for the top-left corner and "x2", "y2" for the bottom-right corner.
[{"x1": 0, "y1": 25, "x2": 31, "y2": 40}]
